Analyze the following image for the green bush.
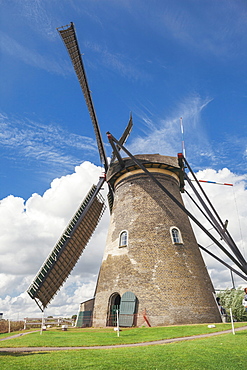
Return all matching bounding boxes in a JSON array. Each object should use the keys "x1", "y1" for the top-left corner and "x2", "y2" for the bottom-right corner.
[{"x1": 218, "y1": 287, "x2": 247, "y2": 321}]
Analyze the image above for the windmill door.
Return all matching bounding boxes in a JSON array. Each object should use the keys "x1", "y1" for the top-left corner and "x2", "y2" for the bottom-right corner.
[
  {"x1": 119, "y1": 291, "x2": 137, "y2": 327},
  {"x1": 107, "y1": 293, "x2": 121, "y2": 326}
]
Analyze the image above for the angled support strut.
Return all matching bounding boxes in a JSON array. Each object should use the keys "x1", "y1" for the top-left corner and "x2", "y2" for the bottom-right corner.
[{"x1": 107, "y1": 133, "x2": 247, "y2": 278}]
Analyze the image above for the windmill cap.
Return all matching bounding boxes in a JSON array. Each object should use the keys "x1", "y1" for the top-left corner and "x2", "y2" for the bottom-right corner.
[{"x1": 107, "y1": 154, "x2": 184, "y2": 191}]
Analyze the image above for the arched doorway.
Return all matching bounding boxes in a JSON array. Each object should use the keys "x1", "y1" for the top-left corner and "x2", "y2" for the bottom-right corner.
[{"x1": 106, "y1": 292, "x2": 121, "y2": 326}]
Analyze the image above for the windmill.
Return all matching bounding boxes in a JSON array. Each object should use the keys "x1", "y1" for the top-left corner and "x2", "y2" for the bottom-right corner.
[{"x1": 27, "y1": 23, "x2": 247, "y2": 327}]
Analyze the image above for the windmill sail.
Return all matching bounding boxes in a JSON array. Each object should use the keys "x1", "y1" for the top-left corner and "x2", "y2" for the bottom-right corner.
[
  {"x1": 27, "y1": 179, "x2": 106, "y2": 311},
  {"x1": 57, "y1": 22, "x2": 108, "y2": 172},
  {"x1": 110, "y1": 115, "x2": 133, "y2": 164}
]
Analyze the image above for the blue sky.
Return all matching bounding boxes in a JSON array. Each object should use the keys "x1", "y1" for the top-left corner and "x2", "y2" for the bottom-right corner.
[
  {"x1": 0, "y1": 0, "x2": 247, "y2": 318},
  {"x1": 1, "y1": 0, "x2": 246, "y2": 200}
]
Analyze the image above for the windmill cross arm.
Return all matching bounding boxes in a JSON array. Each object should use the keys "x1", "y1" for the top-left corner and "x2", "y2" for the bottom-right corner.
[{"x1": 57, "y1": 22, "x2": 108, "y2": 172}]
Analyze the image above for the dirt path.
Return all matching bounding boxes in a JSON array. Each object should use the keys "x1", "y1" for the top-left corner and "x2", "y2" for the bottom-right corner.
[
  {"x1": 0, "y1": 326, "x2": 247, "y2": 352},
  {"x1": 0, "y1": 330, "x2": 39, "y2": 342}
]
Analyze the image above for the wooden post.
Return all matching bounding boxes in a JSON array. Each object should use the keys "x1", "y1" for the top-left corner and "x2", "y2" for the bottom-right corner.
[
  {"x1": 229, "y1": 308, "x2": 235, "y2": 335},
  {"x1": 116, "y1": 309, "x2": 120, "y2": 337}
]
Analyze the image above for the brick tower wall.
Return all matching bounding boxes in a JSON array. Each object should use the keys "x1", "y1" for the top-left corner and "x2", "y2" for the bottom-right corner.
[{"x1": 93, "y1": 155, "x2": 221, "y2": 326}]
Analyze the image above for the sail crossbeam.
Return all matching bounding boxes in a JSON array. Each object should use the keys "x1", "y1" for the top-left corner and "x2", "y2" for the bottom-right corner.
[
  {"x1": 27, "y1": 179, "x2": 106, "y2": 311},
  {"x1": 57, "y1": 23, "x2": 108, "y2": 171}
]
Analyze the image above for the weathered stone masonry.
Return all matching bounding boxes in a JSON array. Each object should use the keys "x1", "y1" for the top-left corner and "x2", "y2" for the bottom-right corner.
[{"x1": 92, "y1": 154, "x2": 221, "y2": 326}]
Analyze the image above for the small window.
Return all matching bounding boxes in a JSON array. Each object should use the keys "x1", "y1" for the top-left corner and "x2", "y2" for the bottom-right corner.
[
  {"x1": 170, "y1": 227, "x2": 183, "y2": 244},
  {"x1": 119, "y1": 230, "x2": 128, "y2": 247}
]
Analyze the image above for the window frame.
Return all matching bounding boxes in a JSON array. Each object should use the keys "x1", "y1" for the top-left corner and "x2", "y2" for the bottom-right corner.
[
  {"x1": 170, "y1": 227, "x2": 183, "y2": 245},
  {"x1": 119, "y1": 230, "x2": 128, "y2": 248}
]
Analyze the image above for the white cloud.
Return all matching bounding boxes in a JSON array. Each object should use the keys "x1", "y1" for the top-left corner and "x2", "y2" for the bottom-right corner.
[
  {"x1": 183, "y1": 168, "x2": 247, "y2": 289},
  {"x1": 129, "y1": 95, "x2": 213, "y2": 160},
  {"x1": 130, "y1": 94, "x2": 246, "y2": 173},
  {"x1": 0, "y1": 113, "x2": 98, "y2": 171},
  {"x1": 0, "y1": 31, "x2": 69, "y2": 75},
  {"x1": 84, "y1": 41, "x2": 151, "y2": 82},
  {"x1": 153, "y1": 1, "x2": 247, "y2": 59},
  {"x1": 0, "y1": 161, "x2": 109, "y2": 319},
  {"x1": 0, "y1": 159, "x2": 246, "y2": 320},
  {"x1": 17, "y1": 0, "x2": 58, "y2": 40}
]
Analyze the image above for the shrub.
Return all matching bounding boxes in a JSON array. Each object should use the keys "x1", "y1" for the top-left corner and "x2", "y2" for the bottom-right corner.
[{"x1": 218, "y1": 287, "x2": 247, "y2": 321}]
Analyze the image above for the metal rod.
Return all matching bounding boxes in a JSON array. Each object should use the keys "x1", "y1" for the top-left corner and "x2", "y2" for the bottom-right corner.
[
  {"x1": 198, "y1": 244, "x2": 247, "y2": 282},
  {"x1": 183, "y1": 158, "x2": 247, "y2": 267},
  {"x1": 107, "y1": 133, "x2": 247, "y2": 276},
  {"x1": 184, "y1": 189, "x2": 216, "y2": 230}
]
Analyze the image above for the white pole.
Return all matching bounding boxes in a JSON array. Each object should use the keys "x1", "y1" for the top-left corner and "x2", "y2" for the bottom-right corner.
[
  {"x1": 8, "y1": 319, "x2": 11, "y2": 333},
  {"x1": 180, "y1": 117, "x2": 186, "y2": 158},
  {"x1": 229, "y1": 308, "x2": 235, "y2": 335},
  {"x1": 40, "y1": 311, "x2": 44, "y2": 335},
  {"x1": 116, "y1": 309, "x2": 120, "y2": 337}
]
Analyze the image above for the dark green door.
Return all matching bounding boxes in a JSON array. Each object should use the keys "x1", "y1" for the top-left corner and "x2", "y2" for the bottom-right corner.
[{"x1": 119, "y1": 291, "x2": 137, "y2": 327}]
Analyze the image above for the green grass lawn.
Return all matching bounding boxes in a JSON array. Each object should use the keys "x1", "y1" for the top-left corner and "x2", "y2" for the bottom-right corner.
[
  {"x1": 0, "y1": 330, "x2": 246, "y2": 369},
  {"x1": 0, "y1": 322, "x2": 246, "y2": 348}
]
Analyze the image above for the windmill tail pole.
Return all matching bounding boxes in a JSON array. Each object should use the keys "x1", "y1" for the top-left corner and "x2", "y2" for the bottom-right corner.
[
  {"x1": 184, "y1": 171, "x2": 246, "y2": 265},
  {"x1": 198, "y1": 244, "x2": 247, "y2": 282},
  {"x1": 179, "y1": 153, "x2": 247, "y2": 269},
  {"x1": 184, "y1": 188, "x2": 218, "y2": 232},
  {"x1": 178, "y1": 153, "x2": 247, "y2": 273},
  {"x1": 106, "y1": 133, "x2": 247, "y2": 277}
]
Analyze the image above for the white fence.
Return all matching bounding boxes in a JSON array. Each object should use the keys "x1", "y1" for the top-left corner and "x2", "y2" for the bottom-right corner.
[{"x1": 24, "y1": 317, "x2": 75, "y2": 330}]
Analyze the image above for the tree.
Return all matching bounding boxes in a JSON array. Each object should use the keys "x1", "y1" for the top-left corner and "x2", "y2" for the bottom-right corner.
[{"x1": 218, "y1": 287, "x2": 247, "y2": 322}]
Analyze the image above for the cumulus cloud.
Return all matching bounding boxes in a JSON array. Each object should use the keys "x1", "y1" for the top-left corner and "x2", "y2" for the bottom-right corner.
[
  {"x1": 0, "y1": 159, "x2": 246, "y2": 320},
  {"x1": 0, "y1": 161, "x2": 109, "y2": 319},
  {"x1": 183, "y1": 168, "x2": 247, "y2": 289}
]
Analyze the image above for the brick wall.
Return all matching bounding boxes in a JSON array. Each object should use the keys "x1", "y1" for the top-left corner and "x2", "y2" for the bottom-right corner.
[{"x1": 93, "y1": 155, "x2": 221, "y2": 326}]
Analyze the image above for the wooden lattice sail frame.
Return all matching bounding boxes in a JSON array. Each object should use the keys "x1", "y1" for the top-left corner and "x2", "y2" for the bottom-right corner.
[{"x1": 27, "y1": 180, "x2": 106, "y2": 311}]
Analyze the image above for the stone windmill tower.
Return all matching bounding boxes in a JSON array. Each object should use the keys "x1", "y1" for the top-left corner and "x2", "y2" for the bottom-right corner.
[
  {"x1": 92, "y1": 154, "x2": 220, "y2": 327},
  {"x1": 28, "y1": 23, "x2": 247, "y2": 326}
]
